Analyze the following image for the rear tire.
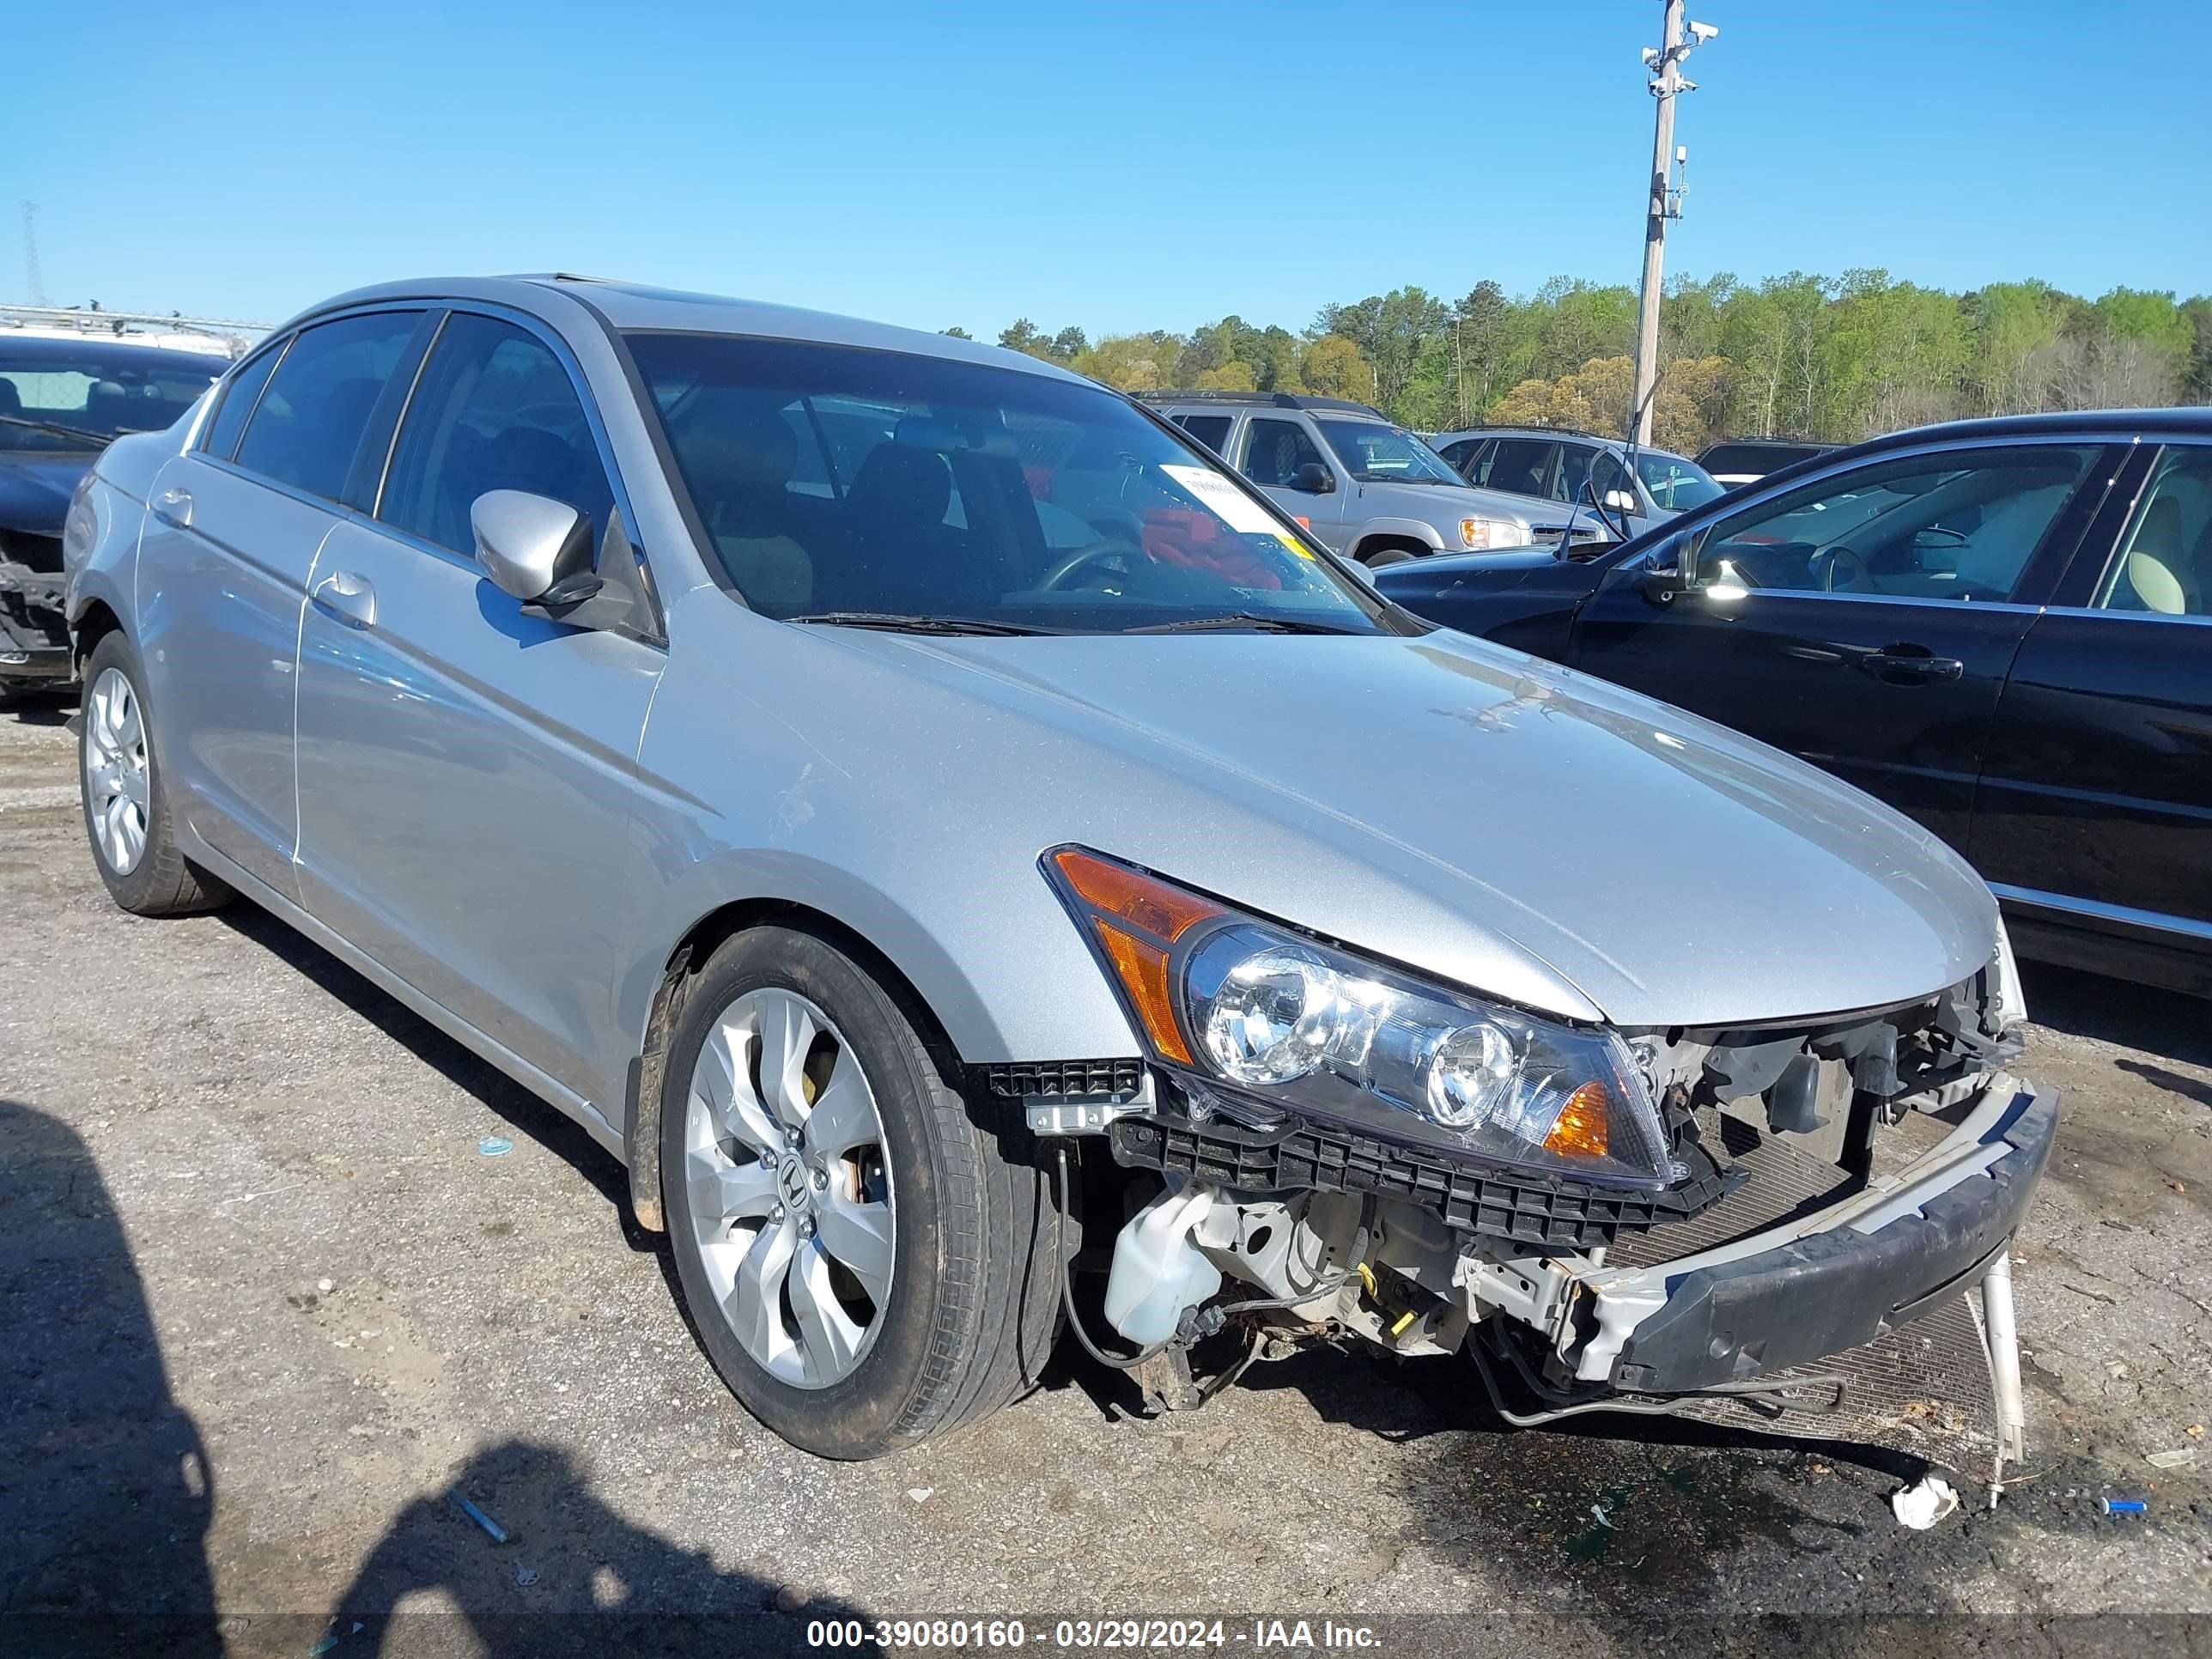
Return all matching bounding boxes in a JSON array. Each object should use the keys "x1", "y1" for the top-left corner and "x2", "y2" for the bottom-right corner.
[
  {"x1": 77, "y1": 630, "x2": 232, "y2": 916},
  {"x1": 661, "y1": 925, "x2": 1064, "y2": 1459}
]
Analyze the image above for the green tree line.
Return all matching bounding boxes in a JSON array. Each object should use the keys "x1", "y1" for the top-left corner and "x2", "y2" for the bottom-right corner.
[{"x1": 955, "y1": 271, "x2": 2212, "y2": 456}]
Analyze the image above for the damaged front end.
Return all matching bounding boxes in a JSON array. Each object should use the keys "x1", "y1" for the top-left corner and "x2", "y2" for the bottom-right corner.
[
  {"x1": 1036, "y1": 848, "x2": 2054, "y2": 1476},
  {"x1": 0, "y1": 526, "x2": 71, "y2": 689}
]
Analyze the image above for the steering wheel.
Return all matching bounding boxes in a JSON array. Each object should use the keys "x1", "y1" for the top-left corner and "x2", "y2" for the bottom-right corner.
[
  {"x1": 1035, "y1": 538, "x2": 1144, "y2": 592},
  {"x1": 1808, "y1": 541, "x2": 1873, "y2": 592}
]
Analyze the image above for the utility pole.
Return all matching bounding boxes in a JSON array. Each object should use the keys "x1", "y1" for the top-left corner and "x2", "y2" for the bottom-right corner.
[
  {"x1": 20, "y1": 202, "x2": 46, "y2": 307},
  {"x1": 1630, "y1": 5, "x2": 1714, "y2": 446}
]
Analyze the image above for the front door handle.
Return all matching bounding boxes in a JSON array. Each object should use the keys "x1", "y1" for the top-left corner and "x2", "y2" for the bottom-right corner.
[
  {"x1": 311, "y1": 570, "x2": 377, "y2": 629},
  {"x1": 1859, "y1": 646, "x2": 1964, "y2": 684},
  {"x1": 153, "y1": 486, "x2": 193, "y2": 528}
]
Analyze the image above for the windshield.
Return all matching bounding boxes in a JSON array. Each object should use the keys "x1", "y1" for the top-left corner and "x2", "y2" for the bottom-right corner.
[
  {"x1": 629, "y1": 334, "x2": 1390, "y2": 635},
  {"x1": 1314, "y1": 420, "x2": 1463, "y2": 484},
  {"x1": 0, "y1": 351, "x2": 222, "y2": 453},
  {"x1": 1635, "y1": 451, "x2": 1724, "y2": 512}
]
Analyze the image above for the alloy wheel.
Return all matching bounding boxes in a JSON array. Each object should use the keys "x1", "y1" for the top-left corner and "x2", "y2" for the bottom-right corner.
[
  {"x1": 83, "y1": 666, "x2": 150, "y2": 876},
  {"x1": 683, "y1": 988, "x2": 896, "y2": 1388}
]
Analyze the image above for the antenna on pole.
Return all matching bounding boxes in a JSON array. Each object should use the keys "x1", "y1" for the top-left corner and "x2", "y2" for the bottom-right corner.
[{"x1": 20, "y1": 202, "x2": 46, "y2": 307}]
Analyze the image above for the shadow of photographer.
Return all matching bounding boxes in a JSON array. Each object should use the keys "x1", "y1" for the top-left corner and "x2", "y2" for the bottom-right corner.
[
  {"x1": 0, "y1": 1097, "x2": 220, "y2": 1657},
  {"x1": 315, "y1": 1440, "x2": 872, "y2": 1658}
]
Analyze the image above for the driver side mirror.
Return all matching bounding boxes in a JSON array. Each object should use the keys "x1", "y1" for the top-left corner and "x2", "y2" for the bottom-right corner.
[
  {"x1": 1637, "y1": 536, "x2": 1697, "y2": 602},
  {"x1": 472, "y1": 489, "x2": 595, "y2": 604},
  {"x1": 1603, "y1": 489, "x2": 1638, "y2": 514},
  {"x1": 1292, "y1": 461, "x2": 1336, "y2": 495}
]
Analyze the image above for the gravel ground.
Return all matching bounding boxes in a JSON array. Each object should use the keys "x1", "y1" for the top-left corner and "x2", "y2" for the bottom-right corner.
[{"x1": 2, "y1": 696, "x2": 2207, "y2": 1657}]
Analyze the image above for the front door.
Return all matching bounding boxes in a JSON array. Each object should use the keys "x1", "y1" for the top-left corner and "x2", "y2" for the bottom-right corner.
[
  {"x1": 291, "y1": 310, "x2": 665, "y2": 1103},
  {"x1": 135, "y1": 310, "x2": 426, "y2": 893},
  {"x1": 1570, "y1": 441, "x2": 2118, "y2": 854},
  {"x1": 1237, "y1": 416, "x2": 1343, "y2": 547}
]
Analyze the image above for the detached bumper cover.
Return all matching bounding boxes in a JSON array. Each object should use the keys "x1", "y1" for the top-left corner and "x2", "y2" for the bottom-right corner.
[{"x1": 1575, "y1": 1076, "x2": 2056, "y2": 1391}]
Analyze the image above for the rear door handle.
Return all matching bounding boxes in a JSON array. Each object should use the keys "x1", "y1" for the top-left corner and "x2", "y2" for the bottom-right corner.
[
  {"x1": 154, "y1": 486, "x2": 193, "y2": 528},
  {"x1": 311, "y1": 570, "x2": 377, "y2": 629},
  {"x1": 1860, "y1": 646, "x2": 1964, "y2": 683}
]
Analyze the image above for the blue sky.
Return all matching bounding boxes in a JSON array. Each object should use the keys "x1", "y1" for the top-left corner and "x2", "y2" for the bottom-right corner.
[{"x1": 9, "y1": 2, "x2": 2208, "y2": 337}]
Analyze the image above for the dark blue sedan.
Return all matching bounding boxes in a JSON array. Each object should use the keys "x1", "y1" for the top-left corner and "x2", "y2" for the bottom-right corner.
[
  {"x1": 1378, "y1": 410, "x2": 2212, "y2": 997},
  {"x1": 3, "y1": 334, "x2": 228, "y2": 696}
]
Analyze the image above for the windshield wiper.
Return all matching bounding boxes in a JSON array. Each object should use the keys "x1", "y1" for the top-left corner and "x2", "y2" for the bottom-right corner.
[
  {"x1": 0, "y1": 413, "x2": 127, "y2": 447},
  {"x1": 784, "y1": 611, "x2": 1060, "y2": 636},
  {"x1": 1126, "y1": 612, "x2": 1367, "y2": 635}
]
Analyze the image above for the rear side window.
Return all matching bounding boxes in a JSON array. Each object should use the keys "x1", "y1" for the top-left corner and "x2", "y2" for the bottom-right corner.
[
  {"x1": 1176, "y1": 413, "x2": 1231, "y2": 452},
  {"x1": 234, "y1": 313, "x2": 420, "y2": 501},
  {"x1": 1240, "y1": 417, "x2": 1326, "y2": 487},
  {"x1": 378, "y1": 313, "x2": 615, "y2": 557},
  {"x1": 201, "y1": 344, "x2": 285, "y2": 461},
  {"x1": 2093, "y1": 447, "x2": 2212, "y2": 618}
]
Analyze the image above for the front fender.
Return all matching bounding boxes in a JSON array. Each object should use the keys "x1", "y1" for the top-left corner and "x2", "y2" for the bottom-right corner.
[{"x1": 1348, "y1": 515, "x2": 1448, "y2": 554}]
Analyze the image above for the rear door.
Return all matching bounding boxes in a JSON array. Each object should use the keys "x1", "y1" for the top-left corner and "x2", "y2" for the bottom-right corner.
[
  {"x1": 1972, "y1": 442, "x2": 2212, "y2": 983},
  {"x1": 1569, "y1": 441, "x2": 2119, "y2": 854},
  {"x1": 136, "y1": 309, "x2": 428, "y2": 894},
  {"x1": 290, "y1": 307, "x2": 665, "y2": 1102}
]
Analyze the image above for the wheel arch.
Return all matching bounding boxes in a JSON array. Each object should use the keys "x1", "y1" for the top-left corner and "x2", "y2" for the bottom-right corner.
[{"x1": 623, "y1": 896, "x2": 980, "y2": 1233}]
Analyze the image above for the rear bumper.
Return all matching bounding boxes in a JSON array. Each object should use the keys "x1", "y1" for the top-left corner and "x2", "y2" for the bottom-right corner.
[{"x1": 1571, "y1": 1074, "x2": 2056, "y2": 1391}]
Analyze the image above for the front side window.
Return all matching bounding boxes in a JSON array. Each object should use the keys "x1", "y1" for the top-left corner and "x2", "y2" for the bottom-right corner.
[
  {"x1": 1239, "y1": 417, "x2": 1328, "y2": 489},
  {"x1": 2094, "y1": 448, "x2": 2212, "y2": 617},
  {"x1": 379, "y1": 313, "x2": 616, "y2": 558},
  {"x1": 1693, "y1": 446, "x2": 2102, "y2": 601},
  {"x1": 234, "y1": 312, "x2": 420, "y2": 501},
  {"x1": 0, "y1": 349, "x2": 224, "y2": 454},
  {"x1": 628, "y1": 334, "x2": 1385, "y2": 635},
  {"x1": 1314, "y1": 420, "x2": 1462, "y2": 484}
]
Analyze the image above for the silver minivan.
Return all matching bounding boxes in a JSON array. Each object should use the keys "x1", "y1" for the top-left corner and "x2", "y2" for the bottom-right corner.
[{"x1": 67, "y1": 277, "x2": 2053, "y2": 1463}]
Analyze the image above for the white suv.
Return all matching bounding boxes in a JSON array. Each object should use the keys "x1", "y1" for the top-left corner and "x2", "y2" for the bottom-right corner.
[{"x1": 1145, "y1": 392, "x2": 1537, "y2": 563}]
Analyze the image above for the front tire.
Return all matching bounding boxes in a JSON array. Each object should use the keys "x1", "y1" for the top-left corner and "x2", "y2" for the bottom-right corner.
[
  {"x1": 77, "y1": 631, "x2": 231, "y2": 916},
  {"x1": 661, "y1": 926, "x2": 1063, "y2": 1459}
]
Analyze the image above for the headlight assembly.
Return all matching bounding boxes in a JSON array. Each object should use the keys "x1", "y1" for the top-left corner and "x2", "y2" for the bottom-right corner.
[
  {"x1": 1461, "y1": 517, "x2": 1527, "y2": 550},
  {"x1": 1045, "y1": 848, "x2": 1674, "y2": 1191}
]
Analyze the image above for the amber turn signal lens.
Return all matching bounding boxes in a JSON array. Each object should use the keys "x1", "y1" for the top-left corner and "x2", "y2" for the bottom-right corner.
[
  {"x1": 1542, "y1": 1080, "x2": 1612, "y2": 1158},
  {"x1": 1052, "y1": 849, "x2": 1220, "y2": 945},
  {"x1": 1050, "y1": 850, "x2": 1224, "y2": 1066}
]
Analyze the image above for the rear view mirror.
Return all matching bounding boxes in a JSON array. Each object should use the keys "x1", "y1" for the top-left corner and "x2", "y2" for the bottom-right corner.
[
  {"x1": 1292, "y1": 462, "x2": 1336, "y2": 495},
  {"x1": 471, "y1": 490, "x2": 593, "y2": 603}
]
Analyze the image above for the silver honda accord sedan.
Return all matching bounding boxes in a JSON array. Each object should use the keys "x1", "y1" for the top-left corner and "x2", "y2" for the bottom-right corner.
[{"x1": 64, "y1": 276, "x2": 2055, "y2": 1462}]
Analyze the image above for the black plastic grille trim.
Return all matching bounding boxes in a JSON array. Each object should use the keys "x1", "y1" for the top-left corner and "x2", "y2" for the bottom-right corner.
[
  {"x1": 1109, "y1": 1109, "x2": 1735, "y2": 1252},
  {"x1": 984, "y1": 1059, "x2": 1145, "y2": 1103}
]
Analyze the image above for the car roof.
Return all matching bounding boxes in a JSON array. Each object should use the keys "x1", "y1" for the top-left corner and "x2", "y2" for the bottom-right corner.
[
  {"x1": 0, "y1": 331, "x2": 230, "y2": 374},
  {"x1": 1433, "y1": 427, "x2": 1703, "y2": 465},
  {"x1": 285, "y1": 275, "x2": 1097, "y2": 388}
]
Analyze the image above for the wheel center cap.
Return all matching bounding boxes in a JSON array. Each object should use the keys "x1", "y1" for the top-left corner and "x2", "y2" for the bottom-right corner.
[{"x1": 777, "y1": 1154, "x2": 813, "y2": 1213}]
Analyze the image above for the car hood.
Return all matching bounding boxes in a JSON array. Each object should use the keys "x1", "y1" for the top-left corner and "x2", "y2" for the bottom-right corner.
[
  {"x1": 1352, "y1": 477, "x2": 1538, "y2": 529},
  {"x1": 827, "y1": 627, "x2": 1999, "y2": 1029},
  {"x1": 0, "y1": 453, "x2": 94, "y2": 536}
]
